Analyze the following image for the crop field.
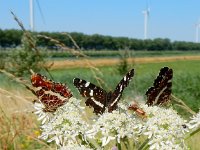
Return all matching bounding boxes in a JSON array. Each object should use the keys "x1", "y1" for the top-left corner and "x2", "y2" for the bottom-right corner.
[{"x1": 0, "y1": 56, "x2": 200, "y2": 149}]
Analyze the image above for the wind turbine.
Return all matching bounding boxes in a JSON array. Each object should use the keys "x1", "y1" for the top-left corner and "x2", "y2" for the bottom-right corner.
[
  {"x1": 142, "y1": 6, "x2": 150, "y2": 40},
  {"x1": 30, "y1": 0, "x2": 34, "y2": 31},
  {"x1": 195, "y1": 21, "x2": 200, "y2": 43},
  {"x1": 29, "y1": 0, "x2": 45, "y2": 31}
]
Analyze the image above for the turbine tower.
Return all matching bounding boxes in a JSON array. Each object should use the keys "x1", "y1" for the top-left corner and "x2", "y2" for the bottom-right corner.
[
  {"x1": 29, "y1": 0, "x2": 45, "y2": 32},
  {"x1": 30, "y1": 0, "x2": 34, "y2": 31},
  {"x1": 142, "y1": 6, "x2": 150, "y2": 40},
  {"x1": 195, "y1": 22, "x2": 200, "y2": 43}
]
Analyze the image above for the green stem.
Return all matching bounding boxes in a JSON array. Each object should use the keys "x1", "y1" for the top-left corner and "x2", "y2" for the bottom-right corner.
[
  {"x1": 121, "y1": 137, "x2": 130, "y2": 150},
  {"x1": 78, "y1": 134, "x2": 100, "y2": 149},
  {"x1": 138, "y1": 138, "x2": 150, "y2": 150},
  {"x1": 117, "y1": 142, "x2": 122, "y2": 150},
  {"x1": 185, "y1": 127, "x2": 200, "y2": 140}
]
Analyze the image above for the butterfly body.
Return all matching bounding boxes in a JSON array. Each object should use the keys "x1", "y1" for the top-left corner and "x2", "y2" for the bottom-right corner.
[{"x1": 73, "y1": 69, "x2": 134, "y2": 114}]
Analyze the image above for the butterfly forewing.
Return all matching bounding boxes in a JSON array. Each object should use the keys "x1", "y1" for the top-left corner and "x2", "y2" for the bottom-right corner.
[
  {"x1": 31, "y1": 73, "x2": 72, "y2": 112},
  {"x1": 146, "y1": 67, "x2": 173, "y2": 106},
  {"x1": 108, "y1": 69, "x2": 135, "y2": 112},
  {"x1": 73, "y1": 78, "x2": 107, "y2": 114}
]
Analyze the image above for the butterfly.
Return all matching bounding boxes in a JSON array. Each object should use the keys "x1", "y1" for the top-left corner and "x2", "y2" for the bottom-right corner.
[
  {"x1": 146, "y1": 67, "x2": 173, "y2": 106},
  {"x1": 73, "y1": 69, "x2": 134, "y2": 114},
  {"x1": 31, "y1": 73, "x2": 73, "y2": 112}
]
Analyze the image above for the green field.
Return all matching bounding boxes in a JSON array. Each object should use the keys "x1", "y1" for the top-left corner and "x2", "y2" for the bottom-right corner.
[
  {"x1": 49, "y1": 60, "x2": 200, "y2": 113},
  {"x1": 2, "y1": 49, "x2": 200, "y2": 60},
  {"x1": 1, "y1": 58, "x2": 200, "y2": 149},
  {"x1": 1, "y1": 59, "x2": 200, "y2": 113}
]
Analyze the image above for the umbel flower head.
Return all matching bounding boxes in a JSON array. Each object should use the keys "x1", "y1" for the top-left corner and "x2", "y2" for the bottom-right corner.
[
  {"x1": 34, "y1": 101, "x2": 53, "y2": 124},
  {"x1": 34, "y1": 96, "x2": 191, "y2": 150},
  {"x1": 141, "y1": 104, "x2": 188, "y2": 150},
  {"x1": 88, "y1": 103, "x2": 143, "y2": 147},
  {"x1": 36, "y1": 97, "x2": 91, "y2": 147}
]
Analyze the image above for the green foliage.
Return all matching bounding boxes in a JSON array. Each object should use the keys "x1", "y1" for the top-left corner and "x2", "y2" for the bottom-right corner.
[
  {"x1": 2, "y1": 29, "x2": 200, "y2": 51},
  {"x1": 0, "y1": 51, "x2": 9, "y2": 69},
  {"x1": 7, "y1": 33, "x2": 46, "y2": 76},
  {"x1": 117, "y1": 50, "x2": 131, "y2": 75},
  {"x1": 0, "y1": 29, "x2": 23, "y2": 47},
  {"x1": 43, "y1": 50, "x2": 200, "y2": 59}
]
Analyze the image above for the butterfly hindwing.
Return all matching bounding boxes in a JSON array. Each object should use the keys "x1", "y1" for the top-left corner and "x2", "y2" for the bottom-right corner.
[{"x1": 146, "y1": 67, "x2": 173, "y2": 106}]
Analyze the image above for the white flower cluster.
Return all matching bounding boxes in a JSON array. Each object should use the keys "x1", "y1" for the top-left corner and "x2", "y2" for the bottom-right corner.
[
  {"x1": 141, "y1": 104, "x2": 188, "y2": 150},
  {"x1": 35, "y1": 97, "x2": 91, "y2": 147},
  {"x1": 60, "y1": 141, "x2": 93, "y2": 150},
  {"x1": 34, "y1": 97, "x2": 199, "y2": 150},
  {"x1": 88, "y1": 104, "x2": 143, "y2": 147},
  {"x1": 34, "y1": 102, "x2": 53, "y2": 124}
]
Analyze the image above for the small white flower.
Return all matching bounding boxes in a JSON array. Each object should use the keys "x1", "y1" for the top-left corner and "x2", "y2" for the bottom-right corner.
[
  {"x1": 60, "y1": 141, "x2": 93, "y2": 150},
  {"x1": 35, "y1": 97, "x2": 91, "y2": 147},
  {"x1": 141, "y1": 104, "x2": 188, "y2": 150},
  {"x1": 33, "y1": 102, "x2": 53, "y2": 124},
  {"x1": 118, "y1": 102, "x2": 128, "y2": 110},
  {"x1": 188, "y1": 110, "x2": 200, "y2": 129},
  {"x1": 89, "y1": 110, "x2": 142, "y2": 147},
  {"x1": 102, "y1": 136, "x2": 115, "y2": 146}
]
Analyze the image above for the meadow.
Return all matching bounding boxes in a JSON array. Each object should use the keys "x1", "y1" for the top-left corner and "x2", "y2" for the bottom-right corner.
[{"x1": 1, "y1": 56, "x2": 200, "y2": 149}]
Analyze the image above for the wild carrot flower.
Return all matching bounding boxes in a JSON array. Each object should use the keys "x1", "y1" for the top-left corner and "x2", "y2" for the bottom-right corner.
[
  {"x1": 88, "y1": 103, "x2": 143, "y2": 147},
  {"x1": 36, "y1": 97, "x2": 91, "y2": 147},
  {"x1": 59, "y1": 141, "x2": 93, "y2": 150},
  {"x1": 141, "y1": 104, "x2": 188, "y2": 150},
  {"x1": 33, "y1": 102, "x2": 53, "y2": 124}
]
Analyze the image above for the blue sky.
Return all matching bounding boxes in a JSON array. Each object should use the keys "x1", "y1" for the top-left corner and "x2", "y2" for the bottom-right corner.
[{"x1": 0, "y1": 0, "x2": 200, "y2": 42}]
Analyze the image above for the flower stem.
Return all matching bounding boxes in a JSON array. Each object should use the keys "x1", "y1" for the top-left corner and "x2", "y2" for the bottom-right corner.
[
  {"x1": 138, "y1": 138, "x2": 150, "y2": 150},
  {"x1": 117, "y1": 142, "x2": 122, "y2": 150},
  {"x1": 78, "y1": 134, "x2": 100, "y2": 149},
  {"x1": 185, "y1": 127, "x2": 200, "y2": 140}
]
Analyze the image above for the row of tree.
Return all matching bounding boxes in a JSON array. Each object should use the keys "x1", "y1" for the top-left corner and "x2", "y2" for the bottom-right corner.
[{"x1": 1, "y1": 29, "x2": 200, "y2": 51}]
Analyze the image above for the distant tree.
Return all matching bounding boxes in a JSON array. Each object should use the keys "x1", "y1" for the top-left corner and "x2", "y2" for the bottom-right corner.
[{"x1": 1, "y1": 29, "x2": 200, "y2": 51}]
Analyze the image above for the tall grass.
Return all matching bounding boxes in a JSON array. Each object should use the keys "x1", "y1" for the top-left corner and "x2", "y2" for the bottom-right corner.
[{"x1": 0, "y1": 88, "x2": 55, "y2": 149}]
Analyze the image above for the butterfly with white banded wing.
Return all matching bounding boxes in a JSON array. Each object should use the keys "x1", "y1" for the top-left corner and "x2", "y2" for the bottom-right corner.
[{"x1": 73, "y1": 69, "x2": 134, "y2": 114}]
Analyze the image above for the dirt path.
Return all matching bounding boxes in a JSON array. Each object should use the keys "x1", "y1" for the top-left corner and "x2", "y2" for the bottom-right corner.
[{"x1": 49, "y1": 55, "x2": 200, "y2": 69}]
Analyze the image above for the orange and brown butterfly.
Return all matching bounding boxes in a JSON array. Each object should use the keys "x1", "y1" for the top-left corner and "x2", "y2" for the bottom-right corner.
[
  {"x1": 128, "y1": 101, "x2": 147, "y2": 118},
  {"x1": 31, "y1": 73, "x2": 72, "y2": 112}
]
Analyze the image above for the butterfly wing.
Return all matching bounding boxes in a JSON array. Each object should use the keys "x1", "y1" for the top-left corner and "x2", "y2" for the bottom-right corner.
[
  {"x1": 31, "y1": 73, "x2": 72, "y2": 112},
  {"x1": 108, "y1": 69, "x2": 135, "y2": 112},
  {"x1": 73, "y1": 78, "x2": 107, "y2": 114},
  {"x1": 146, "y1": 67, "x2": 173, "y2": 106}
]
